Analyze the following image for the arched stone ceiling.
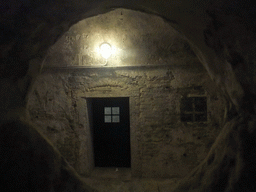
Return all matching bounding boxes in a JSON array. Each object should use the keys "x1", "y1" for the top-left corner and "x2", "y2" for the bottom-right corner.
[{"x1": 44, "y1": 8, "x2": 198, "y2": 68}]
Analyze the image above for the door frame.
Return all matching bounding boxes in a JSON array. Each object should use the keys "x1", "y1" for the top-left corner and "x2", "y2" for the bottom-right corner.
[{"x1": 78, "y1": 89, "x2": 141, "y2": 177}]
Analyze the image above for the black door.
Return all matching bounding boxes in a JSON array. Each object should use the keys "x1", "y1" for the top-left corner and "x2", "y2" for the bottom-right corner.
[{"x1": 92, "y1": 97, "x2": 131, "y2": 167}]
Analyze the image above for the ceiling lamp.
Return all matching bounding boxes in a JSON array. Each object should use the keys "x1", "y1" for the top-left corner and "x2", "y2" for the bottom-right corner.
[{"x1": 99, "y1": 42, "x2": 112, "y2": 59}]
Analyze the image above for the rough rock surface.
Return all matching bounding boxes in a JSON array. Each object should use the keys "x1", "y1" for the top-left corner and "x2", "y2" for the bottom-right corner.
[
  {"x1": 172, "y1": 114, "x2": 256, "y2": 192},
  {"x1": 0, "y1": 120, "x2": 95, "y2": 192},
  {"x1": 0, "y1": 0, "x2": 256, "y2": 192}
]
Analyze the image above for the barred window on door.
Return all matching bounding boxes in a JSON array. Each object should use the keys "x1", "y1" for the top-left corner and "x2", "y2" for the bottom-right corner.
[{"x1": 104, "y1": 107, "x2": 120, "y2": 123}]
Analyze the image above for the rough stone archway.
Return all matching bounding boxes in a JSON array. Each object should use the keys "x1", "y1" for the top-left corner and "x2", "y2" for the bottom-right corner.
[{"x1": 0, "y1": 0, "x2": 255, "y2": 191}]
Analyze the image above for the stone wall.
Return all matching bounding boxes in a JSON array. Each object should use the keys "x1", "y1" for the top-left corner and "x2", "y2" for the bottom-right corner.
[
  {"x1": 26, "y1": 8, "x2": 227, "y2": 179},
  {"x1": 27, "y1": 64, "x2": 226, "y2": 178}
]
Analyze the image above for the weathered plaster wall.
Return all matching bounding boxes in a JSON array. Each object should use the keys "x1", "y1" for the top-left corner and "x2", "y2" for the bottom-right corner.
[
  {"x1": 27, "y1": 65, "x2": 226, "y2": 178},
  {"x1": 27, "y1": 9, "x2": 226, "y2": 179}
]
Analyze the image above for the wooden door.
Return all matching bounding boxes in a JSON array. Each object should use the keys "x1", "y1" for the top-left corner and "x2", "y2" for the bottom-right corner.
[{"x1": 92, "y1": 97, "x2": 131, "y2": 167}]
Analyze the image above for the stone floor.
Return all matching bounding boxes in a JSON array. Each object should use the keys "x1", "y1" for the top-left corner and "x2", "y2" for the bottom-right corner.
[{"x1": 83, "y1": 168, "x2": 181, "y2": 192}]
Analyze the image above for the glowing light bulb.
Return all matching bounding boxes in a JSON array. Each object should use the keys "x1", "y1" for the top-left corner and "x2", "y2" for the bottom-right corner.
[{"x1": 100, "y1": 43, "x2": 112, "y2": 59}]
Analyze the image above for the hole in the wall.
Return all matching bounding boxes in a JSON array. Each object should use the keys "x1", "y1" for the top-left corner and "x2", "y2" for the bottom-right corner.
[{"x1": 181, "y1": 97, "x2": 207, "y2": 122}]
